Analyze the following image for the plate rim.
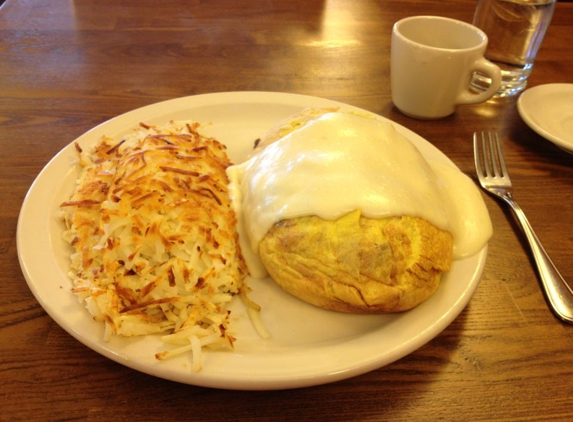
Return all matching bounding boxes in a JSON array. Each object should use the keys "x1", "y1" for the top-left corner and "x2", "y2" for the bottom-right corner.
[{"x1": 17, "y1": 91, "x2": 487, "y2": 390}]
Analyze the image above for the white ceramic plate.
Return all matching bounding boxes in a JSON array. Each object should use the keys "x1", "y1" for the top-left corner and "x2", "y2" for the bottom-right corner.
[
  {"x1": 517, "y1": 83, "x2": 573, "y2": 153},
  {"x1": 17, "y1": 92, "x2": 487, "y2": 390}
]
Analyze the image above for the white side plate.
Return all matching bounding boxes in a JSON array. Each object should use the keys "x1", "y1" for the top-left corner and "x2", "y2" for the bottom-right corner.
[{"x1": 518, "y1": 83, "x2": 573, "y2": 153}]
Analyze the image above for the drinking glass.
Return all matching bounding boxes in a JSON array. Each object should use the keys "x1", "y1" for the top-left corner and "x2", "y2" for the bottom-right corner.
[{"x1": 471, "y1": 0, "x2": 556, "y2": 97}]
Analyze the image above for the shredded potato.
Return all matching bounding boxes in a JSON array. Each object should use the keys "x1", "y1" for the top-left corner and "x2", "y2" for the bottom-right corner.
[{"x1": 60, "y1": 121, "x2": 252, "y2": 371}]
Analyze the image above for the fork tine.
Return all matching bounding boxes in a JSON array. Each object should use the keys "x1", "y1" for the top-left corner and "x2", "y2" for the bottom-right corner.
[
  {"x1": 473, "y1": 132, "x2": 485, "y2": 178},
  {"x1": 484, "y1": 131, "x2": 496, "y2": 178},
  {"x1": 491, "y1": 132, "x2": 510, "y2": 180},
  {"x1": 474, "y1": 131, "x2": 511, "y2": 183},
  {"x1": 485, "y1": 131, "x2": 511, "y2": 182},
  {"x1": 474, "y1": 131, "x2": 492, "y2": 178}
]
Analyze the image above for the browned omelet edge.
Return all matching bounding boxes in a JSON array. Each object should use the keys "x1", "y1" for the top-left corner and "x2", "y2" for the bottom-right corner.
[{"x1": 258, "y1": 210, "x2": 453, "y2": 314}]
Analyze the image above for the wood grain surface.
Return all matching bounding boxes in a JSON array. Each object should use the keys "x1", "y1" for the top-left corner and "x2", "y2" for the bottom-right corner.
[{"x1": 1, "y1": 0, "x2": 572, "y2": 421}]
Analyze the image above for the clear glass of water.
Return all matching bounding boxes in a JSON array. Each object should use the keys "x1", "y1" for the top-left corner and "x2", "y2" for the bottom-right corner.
[{"x1": 470, "y1": 0, "x2": 556, "y2": 97}]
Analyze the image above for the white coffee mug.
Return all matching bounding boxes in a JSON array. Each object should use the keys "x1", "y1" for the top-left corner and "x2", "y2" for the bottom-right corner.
[{"x1": 391, "y1": 16, "x2": 501, "y2": 119}]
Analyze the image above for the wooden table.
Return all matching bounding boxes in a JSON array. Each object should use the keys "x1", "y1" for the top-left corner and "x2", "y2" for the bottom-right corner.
[{"x1": 2, "y1": 0, "x2": 572, "y2": 420}]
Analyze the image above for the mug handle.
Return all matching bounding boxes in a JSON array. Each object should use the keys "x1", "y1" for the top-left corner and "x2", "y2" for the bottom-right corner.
[{"x1": 456, "y1": 58, "x2": 502, "y2": 105}]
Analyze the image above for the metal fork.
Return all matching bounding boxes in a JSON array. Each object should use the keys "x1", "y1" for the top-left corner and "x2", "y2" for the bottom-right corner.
[{"x1": 474, "y1": 131, "x2": 573, "y2": 324}]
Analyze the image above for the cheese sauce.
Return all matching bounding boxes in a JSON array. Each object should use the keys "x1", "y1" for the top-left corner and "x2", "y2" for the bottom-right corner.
[{"x1": 227, "y1": 112, "x2": 492, "y2": 278}]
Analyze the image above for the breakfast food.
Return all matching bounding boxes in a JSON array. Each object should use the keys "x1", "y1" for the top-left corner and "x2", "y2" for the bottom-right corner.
[
  {"x1": 60, "y1": 121, "x2": 250, "y2": 371},
  {"x1": 249, "y1": 107, "x2": 340, "y2": 156},
  {"x1": 259, "y1": 211, "x2": 453, "y2": 313},
  {"x1": 227, "y1": 109, "x2": 492, "y2": 313}
]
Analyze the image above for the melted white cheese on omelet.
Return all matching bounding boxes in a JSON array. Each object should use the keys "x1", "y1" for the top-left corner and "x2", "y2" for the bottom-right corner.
[{"x1": 227, "y1": 112, "x2": 492, "y2": 278}]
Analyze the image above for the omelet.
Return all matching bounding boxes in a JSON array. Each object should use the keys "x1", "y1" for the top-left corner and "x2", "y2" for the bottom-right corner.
[
  {"x1": 259, "y1": 210, "x2": 453, "y2": 313},
  {"x1": 227, "y1": 108, "x2": 492, "y2": 315}
]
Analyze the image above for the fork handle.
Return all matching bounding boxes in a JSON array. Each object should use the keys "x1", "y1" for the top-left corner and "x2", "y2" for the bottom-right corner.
[{"x1": 503, "y1": 195, "x2": 573, "y2": 323}]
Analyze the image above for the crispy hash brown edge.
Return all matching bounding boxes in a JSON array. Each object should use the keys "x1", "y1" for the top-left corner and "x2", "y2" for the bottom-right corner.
[{"x1": 60, "y1": 121, "x2": 257, "y2": 371}]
